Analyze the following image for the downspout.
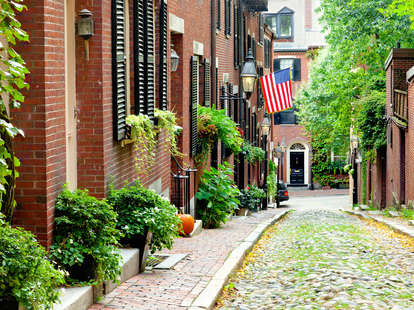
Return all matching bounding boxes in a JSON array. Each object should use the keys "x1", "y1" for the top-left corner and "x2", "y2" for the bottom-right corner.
[{"x1": 211, "y1": 0, "x2": 217, "y2": 107}]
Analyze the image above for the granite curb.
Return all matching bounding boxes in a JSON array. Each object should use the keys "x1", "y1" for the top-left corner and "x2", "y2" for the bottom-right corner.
[
  {"x1": 344, "y1": 209, "x2": 414, "y2": 240},
  {"x1": 189, "y1": 209, "x2": 290, "y2": 310}
]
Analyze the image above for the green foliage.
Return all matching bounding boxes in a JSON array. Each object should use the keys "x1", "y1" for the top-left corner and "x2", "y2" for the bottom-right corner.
[
  {"x1": 382, "y1": 0, "x2": 414, "y2": 30},
  {"x1": 296, "y1": 0, "x2": 414, "y2": 170},
  {"x1": 354, "y1": 91, "x2": 387, "y2": 161},
  {"x1": 239, "y1": 185, "x2": 266, "y2": 211},
  {"x1": 0, "y1": 225, "x2": 64, "y2": 309},
  {"x1": 267, "y1": 173, "x2": 277, "y2": 200},
  {"x1": 154, "y1": 108, "x2": 182, "y2": 158},
  {"x1": 312, "y1": 160, "x2": 347, "y2": 187},
  {"x1": 126, "y1": 114, "x2": 157, "y2": 175},
  {"x1": 50, "y1": 187, "x2": 121, "y2": 285},
  {"x1": 0, "y1": 0, "x2": 29, "y2": 221},
  {"x1": 107, "y1": 182, "x2": 181, "y2": 253},
  {"x1": 241, "y1": 140, "x2": 265, "y2": 164},
  {"x1": 196, "y1": 105, "x2": 243, "y2": 166},
  {"x1": 196, "y1": 162, "x2": 241, "y2": 228}
]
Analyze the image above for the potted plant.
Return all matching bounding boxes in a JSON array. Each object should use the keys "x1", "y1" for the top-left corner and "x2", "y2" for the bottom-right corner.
[
  {"x1": 108, "y1": 182, "x2": 181, "y2": 272},
  {"x1": 0, "y1": 221, "x2": 64, "y2": 309},
  {"x1": 196, "y1": 162, "x2": 241, "y2": 228},
  {"x1": 49, "y1": 187, "x2": 121, "y2": 287},
  {"x1": 241, "y1": 141, "x2": 265, "y2": 165},
  {"x1": 238, "y1": 185, "x2": 266, "y2": 214}
]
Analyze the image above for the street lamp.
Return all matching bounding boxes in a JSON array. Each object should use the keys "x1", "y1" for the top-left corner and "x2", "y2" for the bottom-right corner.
[
  {"x1": 260, "y1": 116, "x2": 271, "y2": 210},
  {"x1": 275, "y1": 142, "x2": 287, "y2": 208},
  {"x1": 240, "y1": 49, "x2": 257, "y2": 98}
]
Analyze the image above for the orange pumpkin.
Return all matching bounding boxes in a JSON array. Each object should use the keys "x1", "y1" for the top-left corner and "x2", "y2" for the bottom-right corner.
[{"x1": 178, "y1": 214, "x2": 195, "y2": 235}]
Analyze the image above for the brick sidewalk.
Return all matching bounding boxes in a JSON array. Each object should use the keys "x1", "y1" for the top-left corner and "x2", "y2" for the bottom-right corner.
[
  {"x1": 288, "y1": 188, "x2": 349, "y2": 198},
  {"x1": 89, "y1": 208, "x2": 284, "y2": 310}
]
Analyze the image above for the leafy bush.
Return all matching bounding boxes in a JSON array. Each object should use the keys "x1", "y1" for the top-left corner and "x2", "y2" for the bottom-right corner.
[
  {"x1": 239, "y1": 185, "x2": 266, "y2": 211},
  {"x1": 0, "y1": 224, "x2": 64, "y2": 309},
  {"x1": 196, "y1": 163, "x2": 241, "y2": 228},
  {"x1": 50, "y1": 188, "x2": 121, "y2": 285},
  {"x1": 108, "y1": 182, "x2": 181, "y2": 253},
  {"x1": 241, "y1": 141, "x2": 265, "y2": 164},
  {"x1": 196, "y1": 105, "x2": 243, "y2": 166}
]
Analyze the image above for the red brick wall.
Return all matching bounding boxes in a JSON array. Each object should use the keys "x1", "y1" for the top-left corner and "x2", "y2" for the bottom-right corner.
[
  {"x1": 13, "y1": 0, "x2": 66, "y2": 247},
  {"x1": 305, "y1": 0, "x2": 312, "y2": 30},
  {"x1": 385, "y1": 50, "x2": 414, "y2": 206}
]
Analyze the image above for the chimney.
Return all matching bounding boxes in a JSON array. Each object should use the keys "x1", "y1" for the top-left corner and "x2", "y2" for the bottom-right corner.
[{"x1": 305, "y1": 0, "x2": 312, "y2": 29}]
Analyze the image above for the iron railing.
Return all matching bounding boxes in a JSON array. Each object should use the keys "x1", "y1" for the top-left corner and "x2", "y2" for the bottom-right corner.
[{"x1": 171, "y1": 156, "x2": 196, "y2": 215}]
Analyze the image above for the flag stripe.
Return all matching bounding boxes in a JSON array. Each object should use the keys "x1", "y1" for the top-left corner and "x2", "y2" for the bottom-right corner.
[
  {"x1": 269, "y1": 75, "x2": 279, "y2": 113},
  {"x1": 259, "y1": 68, "x2": 293, "y2": 114}
]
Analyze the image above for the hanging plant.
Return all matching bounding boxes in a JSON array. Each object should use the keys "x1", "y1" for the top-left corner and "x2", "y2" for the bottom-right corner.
[
  {"x1": 196, "y1": 105, "x2": 243, "y2": 166},
  {"x1": 241, "y1": 140, "x2": 265, "y2": 164},
  {"x1": 126, "y1": 114, "x2": 157, "y2": 175},
  {"x1": 154, "y1": 108, "x2": 182, "y2": 158}
]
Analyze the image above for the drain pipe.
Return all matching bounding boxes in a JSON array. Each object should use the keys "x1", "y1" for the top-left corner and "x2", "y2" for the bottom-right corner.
[{"x1": 211, "y1": 0, "x2": 217, "y2": 107}]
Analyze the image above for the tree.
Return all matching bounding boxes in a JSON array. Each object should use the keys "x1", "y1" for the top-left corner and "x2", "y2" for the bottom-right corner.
[
  {"x1": 383, "y1": 0, "x2": 414, "y2": 30},
  {"x1": 0, "y1": 0, "x2": 29, "y2": 222}
]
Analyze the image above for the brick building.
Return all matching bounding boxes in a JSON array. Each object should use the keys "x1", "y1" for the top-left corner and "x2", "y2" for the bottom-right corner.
[
  {"x1": 11, "y1": 0, "x2": 273, "y2": 246},
  {"x1": 264, "y1": 0, "x2": 326, "y2": 187}
]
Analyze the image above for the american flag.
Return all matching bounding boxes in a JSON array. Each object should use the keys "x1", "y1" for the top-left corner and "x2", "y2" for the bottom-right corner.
[{"x1": 259, "y1": 68, "x2": 293, "y2": 114}]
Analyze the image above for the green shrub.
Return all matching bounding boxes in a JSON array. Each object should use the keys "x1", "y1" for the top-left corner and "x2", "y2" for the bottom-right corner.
[
  {"x1": 108, "y1": 182, "x2": 181, "y2": 253},
  {"x1": 241, "y1": 141, "x2": 265, "y2": 164},
  {"x1": 0, "y1": 224, "x2": 64, "y2": 309},
  {"x1": 49, "y1": 187, "x2": 121, "y2": 285},
  {"x1": 196, "y1": 163, "x2": 241, "y2": 228},
  {"x1": 239, "y1": 185, "x2": 265, "y2": 211}
]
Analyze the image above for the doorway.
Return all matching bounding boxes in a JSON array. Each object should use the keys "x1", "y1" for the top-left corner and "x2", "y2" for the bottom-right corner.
[
  {"x1": 65, "y1": 0, "x2": 77, "y2": 190},
  {"x1": 290, "y1": 152, "x2": 305, "y2": 184}
]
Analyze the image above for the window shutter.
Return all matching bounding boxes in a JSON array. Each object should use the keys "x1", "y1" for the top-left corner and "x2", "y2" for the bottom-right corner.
[
  {"x1": 134, "y1": 0, "x2": 146, "y2": 115},
  {"x1": 252, "y1": 112, "x2": 257, "y2": 145},
  {"x1": 274, "y1": 59, "x2": 280, "y2": 72},
  {"x1": 159, "y1": 0, "x2": 168, "y2": 110},
  {"x1": 293, "y1": 58, "x2": 301, "y2": 81},
  {"x1": 217, "y1": 0, "x2": 221, "y2": 29},
  {"x1": 253, "y1": 38, "x2": 256, "y2": 60},
  {"x1": 112, "y1": 0, "x2": 127, "y2": 141},
  {"x1": 228, "y1": 83, "x2": 233, "y2": 120},
  {"x1": 225, "y1": 0, "x2": 231, "y2": 35},
  {"x1": 220, "y1": 86, "x2": 226, "y2": 160},
  {"x1": 190, "y1": 56, "x2": 199, "y2": 157},
  {"x1": 259, "y1": 15, "x2": 264, "y2": 44},
  {"x1": 257, "y1": 67, "x2": 264, "y2": 108},
  {"x1": 204, "y1": 59, "x2": 211, "y2": 106},
  {"x1": 240, "y1": 8, "x2": 244, "y2": 64},
  {"x1": 144, "y1": 0, "x2": 155, "y2": 119}
]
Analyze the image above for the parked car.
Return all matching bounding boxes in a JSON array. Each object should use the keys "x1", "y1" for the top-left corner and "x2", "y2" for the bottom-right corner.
[{"x1": 278, "y1": 181, "x2": 289, "y2": 202}]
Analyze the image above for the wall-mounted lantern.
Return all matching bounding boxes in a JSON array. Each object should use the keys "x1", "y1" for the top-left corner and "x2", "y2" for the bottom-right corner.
[
  {"x1": 240, "y1": 48, "x2": 257, "y2": 98},
  {"x1": 260, "y1": 116, "x2": 271, "y2": 137},
  {"x1": 171, "y1": 48, "x2": 180, "y2": 72},
  {"x1": 78, "y1": 9, "x2": 94, "y2": 62}
]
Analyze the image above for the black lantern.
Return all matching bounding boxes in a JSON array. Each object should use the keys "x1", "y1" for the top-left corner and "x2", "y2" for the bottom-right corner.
[
  {"x1": 240, "y1": 49, "x2": 257, "y2": 97},
  {"x1": 260, "y1": 116, "x2": 271, "y2": 136}
]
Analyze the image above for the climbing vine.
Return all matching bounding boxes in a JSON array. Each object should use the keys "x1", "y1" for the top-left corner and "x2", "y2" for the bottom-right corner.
[{"x1": 0, "y1": 0, "x2": 29, "y2": 222}]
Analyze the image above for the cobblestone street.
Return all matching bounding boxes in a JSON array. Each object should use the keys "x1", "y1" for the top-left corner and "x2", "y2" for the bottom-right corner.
[{"x1": 218, "y1": 200, "x2": 414, "y2": 310}]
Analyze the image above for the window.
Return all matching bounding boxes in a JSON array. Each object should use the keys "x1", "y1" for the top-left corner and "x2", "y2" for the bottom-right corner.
[
  {"x1": 264, "y1": 7, "x2": 294, "y2": 39},
  {"x1": 273, "y1": 58, "x2": 301, "y2": 81}
]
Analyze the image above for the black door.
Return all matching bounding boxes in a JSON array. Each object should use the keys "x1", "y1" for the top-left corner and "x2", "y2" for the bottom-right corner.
[{"x1": 290, "y1": 152, "x2": 305, "y2": 184}]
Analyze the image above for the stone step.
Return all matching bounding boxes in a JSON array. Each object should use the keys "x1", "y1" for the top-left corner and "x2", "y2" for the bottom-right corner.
[
  {"x1": 189, "y1": 220, "x2": 203, "y2": 237},
  {"x1": 52, "y1": 248, "x2": 139, "y2": 310}
]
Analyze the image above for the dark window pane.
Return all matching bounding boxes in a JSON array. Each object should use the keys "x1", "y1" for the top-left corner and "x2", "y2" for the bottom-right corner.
[{"x1": 265, "y1": 15, "x2": 277, "y2": 34}]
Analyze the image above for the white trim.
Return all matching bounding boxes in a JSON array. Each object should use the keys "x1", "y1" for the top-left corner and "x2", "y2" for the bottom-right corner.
[
  {"x1": 287, "y1": 141, "x2": 309, "y2": 185},
  {"x1": 277, "y1": 55, "x2": 297, "y2": 59}
]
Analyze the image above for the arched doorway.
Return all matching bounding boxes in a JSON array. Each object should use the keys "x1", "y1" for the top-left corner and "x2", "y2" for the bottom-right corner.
[{"x1": 287, "y1": 142, "x2": 309, "y2": 186}]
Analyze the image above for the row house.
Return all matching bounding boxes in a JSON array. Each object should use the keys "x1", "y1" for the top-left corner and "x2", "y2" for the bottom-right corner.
[
  {"x1": 265, "y1": 0, "x2": 326, "y2": 188},
  {"x1": 353, "y1": 48, "x2": 414, "y2": 209},
  {"x1": 11, "y1": 0, "x2": 273, "y2": 246}
]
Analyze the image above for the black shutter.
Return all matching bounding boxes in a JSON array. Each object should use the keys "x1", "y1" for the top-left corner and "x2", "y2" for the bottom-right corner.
[
  {"x1": 220, "y1": 85, "x2": 225, "y2": 109},
  {"x1": 259, "y1": 15, "x2": 264, "y2": 44},
  {"x1": 228, "y1": 83, "x2": 233, "y2": 120},
  {"x1": 145, "y1": 0, "x2": 155, "y2": 119},
  {"x1": 190, "y1": 56, "x2": 199, "y2": 157},
  {"x1": 217, "y1": 0, "x2": 221, "y2": 29},
  {"x1": 257, "y1": 67, "x2": 264, "y2": 108},
  {"x1": 274, "y1": 59, "x2": 280, "y2": 72},
  {"x1": 293, "y1": 58, "x2": 301, "y2": 81},
  {"x1": 240, "y1": 6, "x2": 244, "y2": 64},
  {"x1": 134, "y1": 0, "x2": 145, "y2": 115},
  {"x1": 252, "y1": 112, "x2": 257, "y2": 145},
  {"x1": 112, "y1": 0, "x2": 127, "y2": 141},
  {"x1": 159, "y1": 0, "x2": 168, "y2": 110},
  {"x1": 220, "y1": 86, "x2": 226, "y2": 160},
  {"x1": 204, "y1": 59, "x2": 211, "y2": 106},
  {"x1": 225, "y1": 0, "x2": 231, "y2": 35}
]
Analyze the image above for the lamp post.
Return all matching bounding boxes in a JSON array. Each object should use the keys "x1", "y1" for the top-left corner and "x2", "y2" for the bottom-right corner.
[
  {"x1": 275, "y1": 142, "x2": 287, "y2": 208},
  {"x1": 261, "y1": 117, "x2": 271, "y2": 210}
]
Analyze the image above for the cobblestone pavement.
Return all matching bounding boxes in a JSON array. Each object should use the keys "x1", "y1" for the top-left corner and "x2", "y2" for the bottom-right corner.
[
  {"x1": 89, "y1": 208, "x2": 284, "y2": 310},
  {"x1": 218, "y1": 205, "x2": 414, "y2": 310}
]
